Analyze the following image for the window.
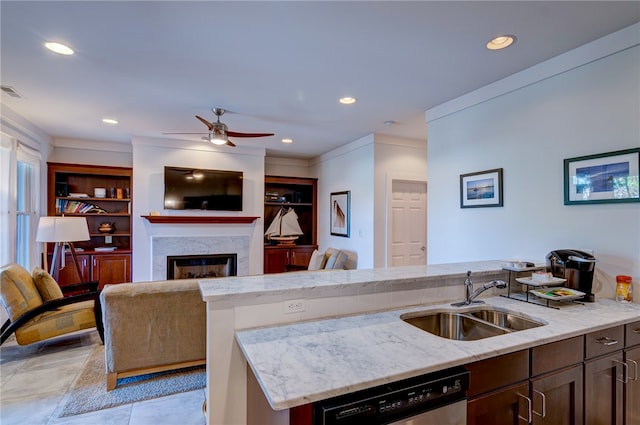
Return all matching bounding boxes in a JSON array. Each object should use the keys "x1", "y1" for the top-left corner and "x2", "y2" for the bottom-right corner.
[{"x1": 0, "y1": 135, "x2": 41, "y2": 269}]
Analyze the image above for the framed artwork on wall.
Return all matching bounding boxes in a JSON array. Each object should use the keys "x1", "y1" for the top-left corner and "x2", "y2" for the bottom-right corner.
[
  {"x1": 330, "y1": 191, "x2": 350, "y2": 237},
  {"x1": 564, "y1": 148, "x2": 640, "y2": 205},
  {"x1": 460, "y1": 168, "x2": 503, "y2": 208}
]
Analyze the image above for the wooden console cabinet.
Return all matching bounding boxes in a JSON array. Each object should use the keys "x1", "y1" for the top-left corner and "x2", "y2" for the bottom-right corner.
[
  {"x1": 263, "y1": 176, "x2": 317, "y2": 274},
  {"x1": 46, "y1": 162, "x2": 132, "y2": 286}
]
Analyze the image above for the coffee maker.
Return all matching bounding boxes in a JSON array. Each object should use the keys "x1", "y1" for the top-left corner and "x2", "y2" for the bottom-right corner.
[{"x1": 546, "y1": 249, "x2": 597, "y2": 302}]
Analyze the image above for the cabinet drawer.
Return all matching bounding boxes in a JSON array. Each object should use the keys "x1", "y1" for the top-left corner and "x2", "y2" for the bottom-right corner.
[
  {"x1": 466, "y1": 350, "x2": 529, "y2": 397},
  {"x1": 626, "y1": 320, "x2": 640, "y2": 348},
  {"x1": 585, "y1": 325, "x2": 624, "y2": 359},
  {"x1": 531, "y1": 335, "x2": 584, "y2": 377}
]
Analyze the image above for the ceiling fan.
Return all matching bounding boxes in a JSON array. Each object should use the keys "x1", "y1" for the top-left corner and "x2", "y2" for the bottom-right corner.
[{"x1": 164, "y1": 108, "x2": 274, "y2": 147}]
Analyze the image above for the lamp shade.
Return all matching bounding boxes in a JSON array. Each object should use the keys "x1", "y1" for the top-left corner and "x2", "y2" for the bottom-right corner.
[{"x1": 36, "y1": 216, "x2": 90, "y2": 242}]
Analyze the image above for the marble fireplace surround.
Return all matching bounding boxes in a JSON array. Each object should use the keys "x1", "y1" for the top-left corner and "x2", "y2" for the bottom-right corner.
[{"x1": 152, "y1": 236, "x2": 250, "y2": 280}]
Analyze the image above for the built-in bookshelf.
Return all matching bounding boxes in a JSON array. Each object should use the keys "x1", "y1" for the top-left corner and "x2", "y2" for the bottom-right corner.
[{"x1": 47, "y1": 162, "x2": 132, "y2": 287}]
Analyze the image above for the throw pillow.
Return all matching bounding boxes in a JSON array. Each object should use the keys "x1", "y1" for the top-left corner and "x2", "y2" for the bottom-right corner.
[
  {"x1": 307, "y1": 250, "x2": 324, "y2": 271},
  {"x1": 32, "y1": 267, "x2": 64, "y2": 302},
  {"x1": 332, "y1": 251, "x2": 348, "y2": 269},
  {"x1": 324, "y1": 251, "x2": 340, "y2": 269}
]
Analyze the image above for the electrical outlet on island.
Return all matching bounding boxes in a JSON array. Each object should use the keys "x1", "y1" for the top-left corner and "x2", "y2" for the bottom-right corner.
[{"x1": 284, "y1": 299, "x2": 305, "y2": 314}]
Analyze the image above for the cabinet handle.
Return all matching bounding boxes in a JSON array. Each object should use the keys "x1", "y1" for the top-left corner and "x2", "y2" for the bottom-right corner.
[
  {"x1": 517, "y1": 393, "x2": 532, "y2": 424},
  {"x1": 613, "y1": 359, "x2": 628, "y2": 384},
  {"x1": 532, "y1": 389, "x2": 546, "y2": 418},
  {"x1": 633, "y1": 328, "x2": 640, "y2": 334},
  {"x1": 626, "y1": 359, "x2": 638, "y2": 382},
  {"x1": 595, "y1": 336, "x2": 619, "y2": 346}
]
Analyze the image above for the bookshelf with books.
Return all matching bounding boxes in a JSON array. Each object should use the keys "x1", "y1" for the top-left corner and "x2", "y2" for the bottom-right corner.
[{"x1": 47, "y1": 163, "x2": 132, "y2": 287}]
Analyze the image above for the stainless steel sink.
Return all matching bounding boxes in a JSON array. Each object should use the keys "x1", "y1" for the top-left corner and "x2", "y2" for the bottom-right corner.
[
  {"x1": 401, "y1": 307, "x2": 545, "y2": 341},
  {"x1": 402, "y1": 312, "x2": 509, "y2": 341},
  {"x1": 468, "y1": 309, "x2": 544, "y2": 331}
]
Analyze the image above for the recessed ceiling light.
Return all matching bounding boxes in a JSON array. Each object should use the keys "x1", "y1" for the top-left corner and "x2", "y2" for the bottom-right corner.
[
  {"x1": 486, "y1": 35, "x2": 516, "y2": 50},
  {"x1": 102, "y1": 118, "x2": 118, "y2": 125},
  {"x1": 44, "y1": 42, "x2": 74, "y2": 55},
  {"x1": 281, "y1": 138, "x2": 293, "y2": 144},
  {"x1": 339, "y1": 97, "x2": 356, "y2": 105}
]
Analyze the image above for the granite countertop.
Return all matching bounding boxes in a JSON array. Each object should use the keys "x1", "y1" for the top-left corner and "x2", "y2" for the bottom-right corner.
[
  {"x1": 199, "y1": 260, "x2": 512, "y2": 302},
  {"x1": 236, "y1": 296, "x2": 640, "y2": 411}
]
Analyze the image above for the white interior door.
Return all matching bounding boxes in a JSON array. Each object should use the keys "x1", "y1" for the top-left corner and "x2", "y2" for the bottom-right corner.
[{"x1": 388, "y1": 180, "x2": 427, "y2": 267}]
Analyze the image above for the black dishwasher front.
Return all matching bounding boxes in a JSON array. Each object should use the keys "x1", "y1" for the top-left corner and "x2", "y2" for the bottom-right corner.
[{"x1": 313, "y1": 367, "x2": 469, "y2": 425}]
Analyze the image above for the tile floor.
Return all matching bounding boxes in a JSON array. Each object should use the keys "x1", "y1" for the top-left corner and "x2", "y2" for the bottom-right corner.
[{"x1": 0, "y1": 330, "x2": 206, "y2": 425}]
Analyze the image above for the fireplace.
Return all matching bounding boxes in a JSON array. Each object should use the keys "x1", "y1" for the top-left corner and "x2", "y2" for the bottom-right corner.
[{"x1": 167, "y1": 254, "x2": 237, "y2": 280}]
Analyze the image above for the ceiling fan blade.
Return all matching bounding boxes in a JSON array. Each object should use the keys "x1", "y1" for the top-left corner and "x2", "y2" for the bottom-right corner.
[
  {"x1": 195, "y1": 115, "x2": 214, "y2": 130},
  {"x1": 227, "y1": 130, "x2": 274, "y2": 138},
  {"x1": 163, "y1": 132, "x2": 208, "y2": 135},
  {"x1": 226, "y1": 140, "x2": 237, "y2": 147}
]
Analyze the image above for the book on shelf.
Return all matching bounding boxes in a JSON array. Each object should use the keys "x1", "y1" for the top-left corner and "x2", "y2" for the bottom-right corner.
[{"x1": 56, "y1": 199, "x2": 107, "y2": 214}]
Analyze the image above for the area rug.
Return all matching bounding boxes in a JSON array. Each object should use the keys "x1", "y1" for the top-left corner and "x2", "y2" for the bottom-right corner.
[{"x1": 57, "y1": 345, "x2": 205, "y2": 417}]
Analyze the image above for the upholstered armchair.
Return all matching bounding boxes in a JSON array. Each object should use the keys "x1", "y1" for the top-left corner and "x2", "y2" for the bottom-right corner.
[{"x1": 0, "y1": 263, "x2": 101, "y2": 345}]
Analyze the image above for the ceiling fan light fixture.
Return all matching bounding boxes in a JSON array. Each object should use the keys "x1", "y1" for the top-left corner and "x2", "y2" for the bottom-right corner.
[
  {"x1": 209, "y1": 121, "x2": 229, "y2": 145},
  {"x1": 210, "y1": 132, "x2": 228, "y2": 145}
]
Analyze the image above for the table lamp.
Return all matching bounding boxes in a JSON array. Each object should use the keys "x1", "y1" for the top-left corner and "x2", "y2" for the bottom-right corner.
[{"x1": 36, "y1": 216, "x2": 90, "y2": 281}]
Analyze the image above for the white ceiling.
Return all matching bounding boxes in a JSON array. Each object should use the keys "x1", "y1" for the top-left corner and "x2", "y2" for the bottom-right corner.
[{"x1": 1, "y1": 1, "x2": 639, "y2": 159}]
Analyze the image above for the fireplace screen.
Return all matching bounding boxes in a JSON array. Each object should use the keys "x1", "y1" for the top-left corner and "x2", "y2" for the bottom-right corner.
[{"x1": 167, "y1": 254, "x2": 237, "y2": 280}]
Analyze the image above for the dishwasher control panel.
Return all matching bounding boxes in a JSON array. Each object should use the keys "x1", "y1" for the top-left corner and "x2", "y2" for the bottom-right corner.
[{"x1": 314, "y1": 367, "x2": 469, "y2": 425}]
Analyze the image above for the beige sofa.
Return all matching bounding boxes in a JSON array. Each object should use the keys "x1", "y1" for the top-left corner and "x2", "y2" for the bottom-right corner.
[
  {"x1": 308, "y1": 247, "x2": 358, "y2": 270},
  {"x1": 100, "y1": 279, "x2": 206, "y2": 390}
]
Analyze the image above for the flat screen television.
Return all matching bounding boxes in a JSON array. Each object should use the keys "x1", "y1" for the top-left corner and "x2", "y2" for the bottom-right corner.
[{"x1": 164, "y1": 166, "x2": 243, "y2": 211}]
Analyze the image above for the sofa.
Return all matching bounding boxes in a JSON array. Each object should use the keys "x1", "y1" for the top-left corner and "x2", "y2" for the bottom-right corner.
[
  {"x1": 307, "y1": 247, "x2": 358, "y2": 271},
  {"x1": 100, "y1": 279, "x2": 206, "y2": 390}
]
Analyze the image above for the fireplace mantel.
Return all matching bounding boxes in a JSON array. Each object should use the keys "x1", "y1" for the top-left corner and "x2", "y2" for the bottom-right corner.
[{"x1": 141, "y1": 215, "x2": 259, "y2": 224}]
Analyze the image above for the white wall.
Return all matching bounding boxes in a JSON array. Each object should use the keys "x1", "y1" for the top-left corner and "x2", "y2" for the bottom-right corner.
[
  {"x1": 49, "y1": 137, "x2": 132, "y2": 168},
  {"x1": 426, "y1": 35, "x2": 639, "y2": 300},
  {"x1": 265, "y1": 156, "x2": 313, "y2": 178},
  {"x1": 131, "y1": 137, "x2": 265, "y2": 281},
  {"x1": 312, "y1": 135, "x2": 375, "y2": 268},
  {"x1": 311, "y1": 134, "x2": 427, "y2": 269},
  {"x1": 373, "y1": 135, "x2": 427, "y2": 267}
]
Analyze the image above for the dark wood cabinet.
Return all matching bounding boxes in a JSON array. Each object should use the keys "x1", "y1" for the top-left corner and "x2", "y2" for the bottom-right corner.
[
  {"x1": 625, "y1": 321, "x2": 640, "y2": 425},
  {"x1": 264, "y1": 246, "x2": 316, "y2": 274},
  {"x1": 92, "y1": 254, "x2": 131, "y2": 289},
  {"x1": 625, "y1": 346, "x2": 640, "y2": 425},
  {"x1": 585, "y1": 352, "x2": 624, "y2": 425},
  {"x1": 584, "y1": 325, "x2": 625, "y2": 425},
  {"x1": 52, "y1": 253, "x2": 91, "y2": 285},
  {"x1": 467, "y1": 382, "x2": 530, "y2": 425},
  {"x1": 531, "y1": 365, "x2": 583, "y2": 425},
  {"x1": 264, "y1": 176, "x2": 317, "y2": 274},
  {"x1": 46, "y1": 162, "x2": 133, "y2": 286},
  {"x1": 467, "y1": 337, "x2": 584, "y2": 425},
  {"x1": 466, "y1": 350, "x2": 530, "y2": 425}
]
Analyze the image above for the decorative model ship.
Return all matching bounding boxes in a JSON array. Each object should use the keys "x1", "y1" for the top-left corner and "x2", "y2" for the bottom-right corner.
[{"x1": 265, "y1": 207, "x2": 303, "y2": 245}]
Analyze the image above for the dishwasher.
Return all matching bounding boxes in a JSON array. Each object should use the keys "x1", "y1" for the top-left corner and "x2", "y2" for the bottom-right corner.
[{"x1": 312, "y1": 367, "x2": 469, "y2": 425}]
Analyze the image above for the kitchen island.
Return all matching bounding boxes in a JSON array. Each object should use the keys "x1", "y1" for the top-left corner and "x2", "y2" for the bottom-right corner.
[{"x1": 198, "y1": 261, "x2": 640, "y2": 425}]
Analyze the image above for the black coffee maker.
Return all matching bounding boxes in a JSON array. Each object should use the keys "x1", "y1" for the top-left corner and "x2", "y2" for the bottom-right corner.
[{"x1": 546, "y1": 249, "x2": 597, "y2": 302}]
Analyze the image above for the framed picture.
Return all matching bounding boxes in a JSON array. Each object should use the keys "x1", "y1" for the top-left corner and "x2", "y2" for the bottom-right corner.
[
  {"x1": 330, "y1": 191, "x2": 350, "y2": 237},
  {"x1": 564, "y1": 148, "x2": 640, "y2": 205},
  {"x1": 460, "y1": 168, "x2": 503, "y2": 208}
]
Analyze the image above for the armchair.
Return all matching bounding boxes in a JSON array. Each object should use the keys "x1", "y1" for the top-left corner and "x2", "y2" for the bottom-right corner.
[{"x1": 0, "y1": 263, "x2": 101, "y2": 346}]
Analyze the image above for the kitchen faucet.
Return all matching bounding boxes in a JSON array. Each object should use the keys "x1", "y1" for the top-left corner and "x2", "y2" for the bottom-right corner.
[{"x1": 452, "y1": 271, "x2": 507, "y2": 306}]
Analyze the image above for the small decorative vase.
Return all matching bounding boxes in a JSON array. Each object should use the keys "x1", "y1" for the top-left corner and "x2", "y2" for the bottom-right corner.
[{"x1": 98, "y1": 222, "x2": 115, "y2": 233}]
